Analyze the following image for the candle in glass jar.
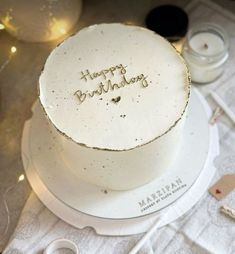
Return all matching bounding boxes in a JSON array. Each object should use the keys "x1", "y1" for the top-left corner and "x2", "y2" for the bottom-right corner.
[
  {"x1": 183, "y1": 23, "x2": 229, "y2": 84},
  {"x1": 189, "y1": 32, "x2": 224, "y2": 55}
]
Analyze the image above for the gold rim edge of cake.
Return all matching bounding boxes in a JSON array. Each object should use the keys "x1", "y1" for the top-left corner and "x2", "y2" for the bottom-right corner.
[{"x1": 38, "y1": 23, "x2": 191, "y2": 152}]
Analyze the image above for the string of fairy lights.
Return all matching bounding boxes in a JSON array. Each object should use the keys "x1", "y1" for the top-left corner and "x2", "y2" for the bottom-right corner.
[
  {"x1": 0, "y1": 2, "x2": 81, "y2": 247},
  {"x1": 0, "y1": 18, "x2": 182, "y2": 249},
  {"x1": 0, "y1": 11, "x2": 77, "y2": 247},
  {"x1": 0, "y1": 22, "x2": 24, "y2": 250},
  {"x1": 0, "y1": 23, "x2": 17, "y2": 75}
]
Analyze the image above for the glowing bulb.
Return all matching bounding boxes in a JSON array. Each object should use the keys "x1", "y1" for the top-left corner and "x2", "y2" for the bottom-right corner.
[
  {"x1": 10, "y1": 46, "x2": 17, "y2": 54},
  {"x1": 59, "y1": 27, "x2": 66, "y2": 35},
  {"x1": 0, "y1": 24, "x2": 5, "y2": 30},
  {"x1": 50, "y1": 18, "x2": 69, "y2": 39},
  {"x1": 18, "y1": 174, "x2": 25, "y2": 182}
]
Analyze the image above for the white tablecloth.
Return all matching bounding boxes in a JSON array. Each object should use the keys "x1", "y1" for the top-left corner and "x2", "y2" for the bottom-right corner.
[{"x1": 2, "y1": 0, "x2": 235, "y2": 253}]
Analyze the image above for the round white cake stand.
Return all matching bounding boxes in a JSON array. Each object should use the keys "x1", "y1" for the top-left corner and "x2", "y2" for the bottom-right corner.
[{"x1": 21, "y1": 88, "x2": 219, "y2": 235}]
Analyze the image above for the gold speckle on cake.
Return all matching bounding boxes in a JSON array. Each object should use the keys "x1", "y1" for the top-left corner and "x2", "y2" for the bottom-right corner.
[{"x1": 111, "y1": 96, "x2": 121, "y2": 103}]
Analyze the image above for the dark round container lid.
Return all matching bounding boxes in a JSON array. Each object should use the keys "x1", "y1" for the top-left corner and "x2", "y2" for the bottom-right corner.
[{"x1": 145, "y1": 5, "x2": 188, "y2": 41}]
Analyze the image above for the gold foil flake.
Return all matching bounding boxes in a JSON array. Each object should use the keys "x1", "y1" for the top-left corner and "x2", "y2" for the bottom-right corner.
[{"x1": 111, "y1": 96, "x2": 121, "y2": 103}]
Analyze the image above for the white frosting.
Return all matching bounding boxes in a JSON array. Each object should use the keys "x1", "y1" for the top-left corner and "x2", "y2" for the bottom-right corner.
[
  {"x1": 58, "y1": 115, "x2": 185, "y2": 190},
  {"x1": 39, "y1": 23, "x2": 189, "y2": 151}
]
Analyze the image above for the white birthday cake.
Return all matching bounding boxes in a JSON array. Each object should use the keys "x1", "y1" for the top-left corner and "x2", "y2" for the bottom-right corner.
[{"x1": 39, "y1": 23, "x2": 190, "y2": 190}]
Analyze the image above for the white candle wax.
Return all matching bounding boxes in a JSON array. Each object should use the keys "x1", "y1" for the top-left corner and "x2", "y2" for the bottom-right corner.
[
  {"x1": 183, "y1": 24, "x2": 229, "y2": 84},
  {"x1": 189, "y1": 32, "x2": 225, "y2": 56}
]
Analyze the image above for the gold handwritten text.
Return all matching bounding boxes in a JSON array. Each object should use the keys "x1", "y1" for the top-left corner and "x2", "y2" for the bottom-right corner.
[
  {"x1": 74, "y1": 74, "x2": 149, "y2": 104},
  {"x1": 80, "y1": 64, "x2": 127, "y2": 82}
]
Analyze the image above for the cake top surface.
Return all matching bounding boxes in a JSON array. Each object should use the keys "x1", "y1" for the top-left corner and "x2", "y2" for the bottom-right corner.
[{"x1": 39, "y1": 23, "x2": 190, "y2": 151}]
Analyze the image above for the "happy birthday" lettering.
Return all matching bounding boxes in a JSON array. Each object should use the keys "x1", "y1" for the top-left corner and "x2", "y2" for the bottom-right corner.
[
  {"x1": 74, "y1": 64, "x2": 150, "y2": 104},
  {"x1": 80, "y1": 64, "x2": 127, "y2": 82}
]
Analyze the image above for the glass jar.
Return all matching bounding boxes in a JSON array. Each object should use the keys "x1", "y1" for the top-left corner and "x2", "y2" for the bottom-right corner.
[{"x1": 182, "y1": 23, "x2": 229, "y2": 84}]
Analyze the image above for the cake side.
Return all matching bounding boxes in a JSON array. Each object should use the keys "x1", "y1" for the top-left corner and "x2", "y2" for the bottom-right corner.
[
  {"x1": 57, "y1": 113, "x2": 185, "y2": 190},
  {"x1": 39, "y1": 23, "x2": 190, "y2": 151}
]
